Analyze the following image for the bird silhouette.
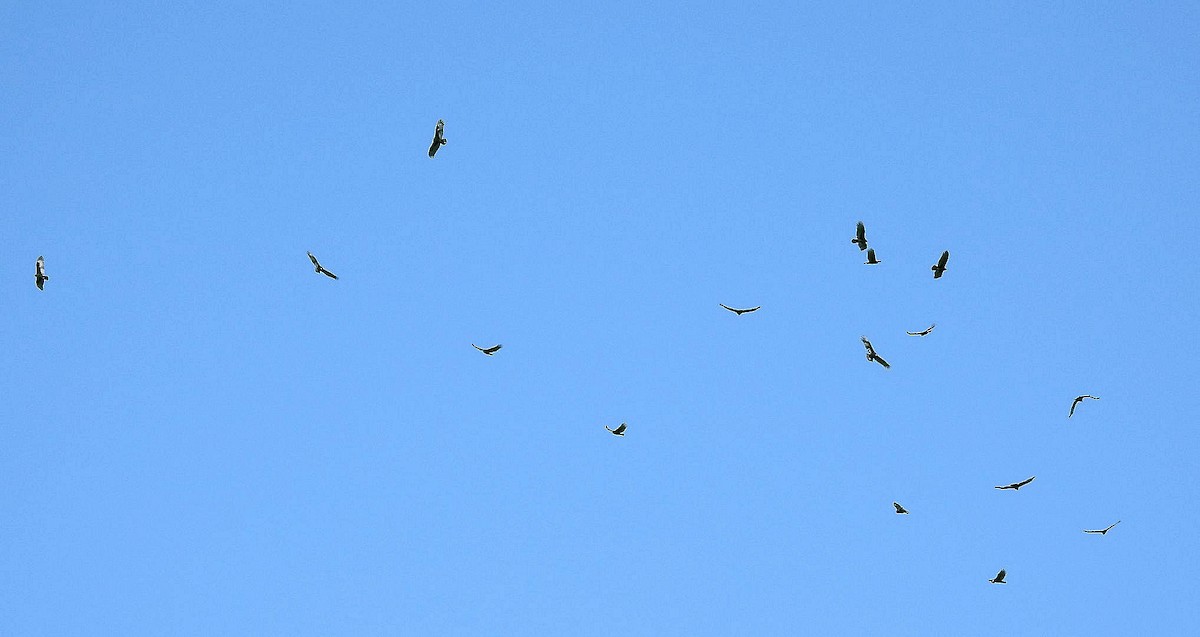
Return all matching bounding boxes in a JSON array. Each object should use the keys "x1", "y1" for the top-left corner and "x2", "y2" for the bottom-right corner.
[
  {"x1": 988, "y1": 569, "x2": 1007, "y2": 584},
  {"x1": 931, "y1": 250, "x2": 949, "y2": 279},
  {"x1": 995, "y1": 476, "x2": 1036, "y2": 490},
  {"x1": 906, "y1": 324, "x2": 936, "y2": 337},
  {"x1": 428, "y1": 119, "x2": 447, "y2": 157},
  {"x1": 307, "y1": 252, "x2": 338, "y2": 279},
  {"x1": 864, "y1": 248, "x2": 881, "y2": 265},
  {"x1": 1083, "y1": 521, "x2": 1120, "y2": 535},
  {"x1": 34, "y1": 255, "x2": 49, "y2": 290},
  {"x1": 605, "y1": 423, "x2": 627, "y2": 436},
  {"x1": 861, "y1": 336, "x2": 891, "y2": 369},
  {"x1": 893, "y1": 502, "x2": 909, "y2": 514},
  {"x1": 472, "y1": 344, "x2": 502, "y2": 355},
  {"x1": 852, "y1": 221, "x2": 868, "y2": 251},
  {"x1": 719, "y1": 304, "x2": 761, "y2": 315},
  {"x1": 1069, "y1": 395, "x2": 1099, "y2": 418}
]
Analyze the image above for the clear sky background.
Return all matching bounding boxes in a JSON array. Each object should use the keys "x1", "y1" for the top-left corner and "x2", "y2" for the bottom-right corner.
[{"x1": 3, "y1": 2, "x2": 1199, "y2": 634}]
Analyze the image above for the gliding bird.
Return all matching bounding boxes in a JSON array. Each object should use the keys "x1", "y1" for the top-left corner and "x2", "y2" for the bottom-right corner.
[{"x1": 307, "y1": 252, "x2": 338, "y2": 279}]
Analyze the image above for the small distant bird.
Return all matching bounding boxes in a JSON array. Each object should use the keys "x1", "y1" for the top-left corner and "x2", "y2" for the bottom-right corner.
[
  {"x1": 995, "y1": 476, "x2": 1036, "y2": 491},
  {"x1": 719, "y1": 304, "x2": 761, "y2": 315},
  {"x1": 1069, "y1": 395, "x2": 1099, "y2": 418},
  {"x1": 1083, "y1": 520, "x2": 1120, "y2": 535},
  {"x1": 307, "y1": 252, "x2": 338, "y2": 279},
  {"x1": 864, "y1": 248, "x2": 881, "y2": 265},
  {"x1": 893, "y1": 502, "x2": 909, "y2": 514},
  {"x1": 428, "y1": 119, "x2": 447, "y2": 157},
  {"x1": 906, "y1": 324, "x2": 936, "y2": 337},
  {"x1": 861, "y1": 336, "x2": 890, "y2": 369},
  {"x1": 606, "y1": 423, "x2": 627, "y2": 436},
  {"x1": 35, "y1": 255, "x2": 49, "y2": 290},
  {"x1": 472, "y1": 344, "x2": 502, "y2": 356},
  {"x1": 988, "y1": 569, "x2": 1007, "y2": 584},
  {"x1": 931, "y1": 250, "x2": 949, "y2": 279},
  {"x1": 852, "y1": 221, "x2": 869, "y2": 251}
]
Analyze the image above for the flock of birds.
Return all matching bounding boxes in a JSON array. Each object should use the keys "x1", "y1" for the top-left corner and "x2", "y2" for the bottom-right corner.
[{"x1": 26, "y1": 120, "x2": 1118, "y2": 586}]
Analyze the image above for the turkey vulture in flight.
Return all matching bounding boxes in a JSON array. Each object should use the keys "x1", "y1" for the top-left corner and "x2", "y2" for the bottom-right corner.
[
  {"x1": 995, "y1": 476, "x2": 1036, "y2": 490},
  {"x1": 307, "y1": 252, "x2": 338, "y2": 279},
  {"x1": 988, "y1": 569, "x2": 1007, "y2": 584},
  {"x1": 852, "y1": 221, "x2": 868, "y2": 251},
  {"x1": 893, "y1": 502, "x2": 909, "y2": 514},
  {"x1": 720, "y1": 304, "x2": 761, "y2": 315},
  {"x1": 1083, "y1": 521, "x2": 1120, "y2": 535},
  {"x1": 34, "y1": 256, "x2": 49, "y2": 290},
  {"x1": 864, "y1": 248, "x2": 881, "y2": 265},
  {"x1": 606, "y1": 423, "x2": 627, "y2": 436},
  {"x1": 1069, "y1": 395, "x2": 1099, "y2": 418},
  {"x1": 472, "y1": 344, "x2": 502, "y2": 355},
  {"x1": 906, "y1": 324, "x2": 936, "y2": 337},
  {"x1": 428, "y1": 119, "x2": 447, "y2": 157},
  {"x1": 931, "y1": 251, "x2": 949, "y2": 279},
  {"x1": 861, "y1": 336, "x2": 890, "y2": 369}
]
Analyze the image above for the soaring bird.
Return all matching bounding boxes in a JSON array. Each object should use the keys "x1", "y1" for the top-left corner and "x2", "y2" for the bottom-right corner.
[
  {"x1": 994, "y1": 476, "x2": 1036, "y2": 491},
  {"x1": 852, "y1": 221, "x2": 869, "y2": 251},
  {"x1": 428, "y1": 119, "x2": 447, "y2": 157},
  {"x1": 864, "y1": 248, "x2": 881, "y2": 265},
  {"x1": 472, "y1": 344, "x2": 502, "y2": 355},
  {"x1": 931, "y1": 250, "x2": 949, "y2": 279},
  {"x1": 1069, "y1": 395, "x2": 1099, "y2": 418},
  {"x1": 720, "y1": 304, "x2": 761, "y2": 315},
  {"x1": 606, "y1": 423, "x2": 627, "y2": 436},
  {"x1": 861, "y1": 336, "x2": 890, "y2": 369},
  {"x1": 988, "y1": 569, "x2": 1007, "y2": 584},
  {"x1": 1083, "y1": 521, "x2": 1121, "y2": 535},
  {"x1": 34, "y1": 255, "x2": 49, "y2": 290},
  {"x1": 893, "y1": 502, "x2": 909, "y2": 515},
  {"x1": 906, "y1": 324, "x2": 936, "y2": 337},
  {"x1": 307, "y1": 252, "x2": 338, "y2": 279}
]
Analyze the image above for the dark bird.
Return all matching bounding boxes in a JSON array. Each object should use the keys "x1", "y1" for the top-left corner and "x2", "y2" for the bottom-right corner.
[
  {"x1": 1083, "y1": 521, "x2": 1121, "y2": 535},
  {"x1": 893, "y1": 502, "x2": 909, "y2": 514},
  {"x1": 931, "y1": 250, "x2": 949, "y2": 279},
  {"x1": 34, "y1": 255, "x2": 49, "y2": 290},
  {"x1": 1069, "y1": 395, "x2": 1099, "y2": 418},
  {"x1": 852, "y1": 221, "x2": 868, "y2": 251},
  {"x1": 864, "y1": 248, "x2": 881, "y2": 265},
  {"x1": 428, "y1": 119, "x2": 447, "y2": 157},
  {"x1": 606, "y1": 423, "x2": 627, "y2": 436},
  {"x1": 472, "y1": 344, "x2": 502, "y2": 356},
  {"x1": 995, "y1": 476, "x2": 1036, "y2": 491},
  {"x1": 861, "y1": 336, "x2": 891, "y2": 369},
  {"x1": 988, "y1": 569, "x2": 1007, "y2": 584},
  {"x1": 720, "y1": 304, "x2": 761, "y2": 315},
  {"x1": 906, "y1": 324, "x2": 936, "y2": 337},
  {"x1": 307, "y1": 252, "x2": 338, "y2": 279}
]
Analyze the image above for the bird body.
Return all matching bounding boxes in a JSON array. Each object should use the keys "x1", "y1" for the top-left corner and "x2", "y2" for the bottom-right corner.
[
  {"x1": 719, "y1": 304, "x2": 761, "y2": 315},
  {"x1": 906, "y1": 324, "x2": 936, "y2": 337},
  {"x1": 995, "y1": 476, "x2": 1036, "y2": 490},
  {"x1": 1083, "y1": 521, "x2": 1121, "y2": 535},
  {"x1": 861, "y1": 336, "x2": 891, "y2": 369},
  {"x1": 606, "y1": 423, "x2": 627, "y2": 436},
  {"x1": 428, "y1": 119, "x2": 447, "y2": 157},
  {"x1": 932, "y1": 250, "x2": 949, "y2": 279},
  {"x1": 35, "y1": 255, "x2": 49, "y2": 290},
  {"x1": 307, "y1": 252, "x2": 338, "y2": 279},
  {"x1": 893, "y1": 502, "x2": 908, "y2": 514},
  {"x1": 852, "y1": 221, "x2": 868, "y2": 251},
  {"x1": 988, "y1": 569, "x2": 1007, "y2": 584},
  {"x1": 1069, "y1": 395, "x2": 1099, "y2": 418},
  {"x1": 472, "y1": 344, "x2": 502, "y2": 355},
  {"x1": 864, "y1": 248, "x2": 881, "y2": 265}
]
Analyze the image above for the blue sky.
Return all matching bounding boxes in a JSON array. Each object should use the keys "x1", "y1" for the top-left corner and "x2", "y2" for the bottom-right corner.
[{"x1": 3, "y1": 1, "x2": 1199, "y2": 634}]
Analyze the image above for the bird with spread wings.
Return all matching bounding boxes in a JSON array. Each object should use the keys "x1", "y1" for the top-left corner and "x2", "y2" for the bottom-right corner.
[
  {"x1": 861, "y1": 336, "x2": 890, "y2": 369},
  {"x1": 893, "y1": 502, "x2": 909, "y2": 514},
  {"x1": 852, "y1": 221, "x2": 868, "y2": 251},
  {"x1": 988, "y1": 569, "x2": 1007, "y2": 584},
  {"x1": 906, "y1": 324, "x2": 936, "y2": 337},
  {"x1": 605, "y1": 423, "x2": 627, "y2": 436},
  {"x1": 1069, "y1": 395, "x2": 1099, "y2": 418},
  {"x1": 931, "y1": 250, "x2": 949, "y2": 279},
  {"x1": 428, "y1": 119, "x2": 447, "y2": 157},
  {"x1": 1083, "y1": 521, "x2": 1120, "y2": 535},
  {"x1": 472, "y1": 344, "x2": 502, "y2": 356},
  {"x1": 307, "y1": 252, "x2": 338, "y2": 279},
  {"x1": 995, "y1": 476, "x2": 1036, "y2": 490},
  {"x1": 719, "y1": 304, "x2": 761, "y2": 315}
]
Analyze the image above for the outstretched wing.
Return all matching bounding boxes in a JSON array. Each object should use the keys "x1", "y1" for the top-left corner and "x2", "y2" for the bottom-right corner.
[
  {"x1": 307, "y1": 251, "x2": 320, "y2": 268},
  {"x1": 483, "y1": 344, "x2": 502, "y2": 354},
  {"x1": 1015, "y1": 476, "x2": 1035, "y2": 488},
  {"x1": 893, "y1": 502, "x2": 907, "y2": 514},
  {"x1": 719, "y1": 303, "x2": 738, "y2": 313},
  {"x1": 320, "y1": 267, "x2": 338, "y2": 280},
  {"x1": 873, "y1": 354, "x2": 891, "y2": 369},
  {"x1": 938, "y1": 251, "x2": 949, "y2": 268},
  {"x1": 613, "y1": 423, "x2": 627, "y2": 434},
  {"x1": 855, "y1": 221, "x2": 867, "y2": 249},
  {"x1": 993, "y1": 569, "x2": 1006, "y2": 582},
  {"x1": 1105, "y1": 521, "x2": 1121, "y2": 533},
  {"x1": 741, "y1": 306, "x2": 761, "y2": 314},
  {"x1": 1069, "y1": 397, "x2": 1080, "y2": 418},
  {"x1": 860, "y1": 337, "x2": 875, "y2": 356}
]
